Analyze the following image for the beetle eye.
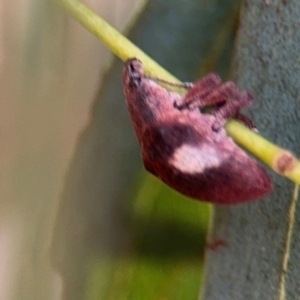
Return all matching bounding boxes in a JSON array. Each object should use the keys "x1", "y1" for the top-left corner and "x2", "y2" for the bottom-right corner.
[{"x1": 129, "y1": 62, "x2": 136, "y2": 72}]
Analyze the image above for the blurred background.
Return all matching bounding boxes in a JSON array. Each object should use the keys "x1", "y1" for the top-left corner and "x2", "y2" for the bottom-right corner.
[{"x1": 0, "y1": 0, "x2": 241, "y2": 299}]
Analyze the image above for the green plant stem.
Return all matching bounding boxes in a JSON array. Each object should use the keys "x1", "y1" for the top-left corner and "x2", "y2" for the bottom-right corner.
[
  {"x1": 226, "y1": 121, "x2": 300, "y2": 184},
  {"x1": 53, "y1": 0, "x2": 178, "y2": 82}
]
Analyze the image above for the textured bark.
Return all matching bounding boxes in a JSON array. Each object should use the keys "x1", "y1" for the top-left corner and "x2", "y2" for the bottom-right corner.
[{"x1": 201, "y1": 1, "x2": 300, "y2": 299}]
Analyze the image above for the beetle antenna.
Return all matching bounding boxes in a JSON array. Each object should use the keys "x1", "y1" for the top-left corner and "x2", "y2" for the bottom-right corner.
[{"x1": 144, "y1": 75, "x2": 194, "y2": 89}]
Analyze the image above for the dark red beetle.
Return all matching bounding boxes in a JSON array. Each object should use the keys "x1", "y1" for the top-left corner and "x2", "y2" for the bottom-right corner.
[{"x1": 122, "y1": 58, "x2": 271, "y2": 204}]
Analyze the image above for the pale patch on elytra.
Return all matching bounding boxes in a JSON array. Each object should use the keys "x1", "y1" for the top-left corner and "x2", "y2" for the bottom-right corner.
[{"x1": 169, "y1": 144, "x2": 221, "y2": 174}]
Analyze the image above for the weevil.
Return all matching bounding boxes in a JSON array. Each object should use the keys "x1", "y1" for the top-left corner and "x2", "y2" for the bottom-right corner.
[{"x1": 122, "y1": 58, "x2": 271, "y2": 204}]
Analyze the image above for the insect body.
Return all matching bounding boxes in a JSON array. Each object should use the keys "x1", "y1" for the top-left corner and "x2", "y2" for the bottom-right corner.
[{"x1": 122, "y1": 58, "x2": 271, "y2": 204}]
